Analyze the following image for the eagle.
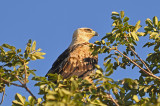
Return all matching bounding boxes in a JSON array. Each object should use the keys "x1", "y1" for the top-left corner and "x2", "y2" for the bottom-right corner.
[{"x1": 46, "y1": 28, "x2": 98, "y2": 82}]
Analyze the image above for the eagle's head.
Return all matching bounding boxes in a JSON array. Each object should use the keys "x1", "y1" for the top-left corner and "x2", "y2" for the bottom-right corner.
[{"x1": 70, "y1": 28, "x2": 98, "y2": 46}]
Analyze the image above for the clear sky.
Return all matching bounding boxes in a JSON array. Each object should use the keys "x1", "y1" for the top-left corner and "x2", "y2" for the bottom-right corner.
[{"x1": 0, "y1": 0, "x2": 160, "y2": 105}]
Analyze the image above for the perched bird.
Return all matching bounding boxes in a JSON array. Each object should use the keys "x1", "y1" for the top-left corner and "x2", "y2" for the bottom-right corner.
[{"x1": 46, "y1": 28, "x2": 98, "y2": 82}]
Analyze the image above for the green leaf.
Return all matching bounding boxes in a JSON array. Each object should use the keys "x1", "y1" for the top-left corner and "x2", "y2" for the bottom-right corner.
[
  {"x1": 15, "y1": 93, "x2": 25, "y2": 104},
  {"x1": 105, "y1": 69, "x2": 113, "y2": 76},
  {"x1": 123, "y1": 17, "x2": 129, "y2": 22},
  {"x1": 111, "y1": 16, "x2": 118, "y2": 20},
  {"x1": 112, "y1": 11, "x2": 119, "y2": 16},
  {"x1": 31, "y1": 41, "x2": 36, "y2": 52},
  {"x1": 2, "y1": 44, "x2": 16, "y2": 50},
  {"x1": 153, "y1": 16, "x2": 158, "y2": 26},
  {"x1": 120, "y1": 11, "x2": 124, "y2": 19},
  {"x1": 145, "y1": 18, "x2": 153, "y2": 27},
  {"x1": 143, "y1": 42, "x2": 155, "y2": 48},
  {"x1": 114, "y1": 57, "x2": 119, "y2": 65}
]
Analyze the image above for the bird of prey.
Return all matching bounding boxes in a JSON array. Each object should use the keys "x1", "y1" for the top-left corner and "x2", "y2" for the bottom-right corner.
[{"x1": 46, "y1": 28, "x2": 98, "y2": 82}]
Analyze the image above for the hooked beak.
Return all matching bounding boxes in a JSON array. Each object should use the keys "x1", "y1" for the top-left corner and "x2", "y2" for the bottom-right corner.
[{"x1": 93, "y1": 31, "x2": 99, "y2": 36}]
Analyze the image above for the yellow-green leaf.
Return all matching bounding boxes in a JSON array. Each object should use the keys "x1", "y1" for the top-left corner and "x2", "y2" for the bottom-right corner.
[
  {"x1": 131, "y1": 32, "x2": 139, "y2": 41},
  {"x1": 112, "y1": 11, "x2": 119, "y2": 16},
  {"x1": 96, "y1": 70, "x2": 103, "y2": 75},
  {"x1": 15, "y1": 93, "x2": 24, "y2": 104},
  {"x1": 153, "y1": 16, "x2": 158, "y2": 26},
  {"x1": 34, "y1": 55, "x2": 45, "y2": 59},
  {"x1": 95, "y1": 64, "x2": 100, "y2": 69},
  {"x1": 31, "y1": 41, "x2": 36, "y2": 51},
  {"x1": 12, "y1": 100, "x2": 23, "y2": 106},
  {"x1": 34, "y1": 52, "x2": 46, "y2": 56},
  {"x1": 134, "y1": 20, "x2": 141, "y2": 32},
  {"x1": 61, "y1": 88, "x2": 72, "y2": 95},
  {"x1": 149, "y1": 32, "x2": 159, "y2": 39},
  {"x1": 94, "y1": 41, "x2": 101, "y2": 45},
  {"x1": 145, "y1": 18, "x2": 153, "y2": 27},
  {"x1": 133, "y1": 95, "x2": 139, "y2": 102},
  {"x1": 112, "y1": 22, "x2": 116, "y2": 26},
  {"x1": 137, "y1": 32, "x2": 145, "y2": 36},
  {"x1": 37, "y1": 48, "x2": 42, "y2": 52},
  {"x1": 120, "y1": 11, "x2": 124, "y2": 19},
  {"x1": 37, "y1": 98, "x2": 42, "y2": 104},
  {"x1": 116, "y1": 33, "x2": 120, "y2": 38},
  {"x1": 28, "y1": 96, "x2": 33, "y2": 102},
  {"x1": 30, "y1": 55, "x2": 37, "y2": 60},
  {"x1": 123, "y1": 17, "x2": 129, "y2": 22},
  {"x1": 46, "y1": 95, "x2": 56, "y2": 100},
  {"x1": 101, "y1": 40, "x2": 105, "y2": 45}
]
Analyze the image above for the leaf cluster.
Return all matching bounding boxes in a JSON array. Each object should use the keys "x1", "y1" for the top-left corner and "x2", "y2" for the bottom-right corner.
[{"x1": 91, "y1": 11, "x2": 160, "y2": 105}]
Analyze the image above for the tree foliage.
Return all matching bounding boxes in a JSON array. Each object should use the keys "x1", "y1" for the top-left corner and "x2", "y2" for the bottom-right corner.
[{"x1": 0, "y1": 11, "x2": 160, "y2": 106}]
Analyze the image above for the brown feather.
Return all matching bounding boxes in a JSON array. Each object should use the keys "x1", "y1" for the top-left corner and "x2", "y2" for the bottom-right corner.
[{"x1": 46, "y1": 43, "x2": 98, "y2": 80}]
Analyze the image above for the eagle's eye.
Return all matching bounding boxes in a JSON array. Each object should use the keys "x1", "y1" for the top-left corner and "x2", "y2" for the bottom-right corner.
[{"x1": 84, "y1": 29, "x2": 92, "y2": 33}]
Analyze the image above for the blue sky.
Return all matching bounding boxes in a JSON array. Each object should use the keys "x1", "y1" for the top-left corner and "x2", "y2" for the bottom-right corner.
[{"x1": 0, "y1": 0, "x2": 160, "y2": 105}]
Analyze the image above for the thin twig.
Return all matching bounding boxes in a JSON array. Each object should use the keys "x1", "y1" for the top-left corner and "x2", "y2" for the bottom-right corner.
[
  {"x1": 1, "y1": 76, "x2": 37, "y2": 101},
  {"x1": 115, "y1": 48, "x2": 160, "y2": 80},
  {"x1": 1, "y1": 77, "x2": 37, "y2": 101},
  {"x1": 96, "y1": 85, "x2": 119, "y2": 106},
  {"x1": 1, "y1": 77, "x2": 23, "y2": 87},
  {"x1": 14, "y1": 75, "x2": 24, "y2": 85},
  {"x1": 107, "y1": 93, "x2": 119, "y2": 106},
  {"x1": 0, "y1": 86, "x2": 5, "y2": 105},
  {"x1": 124, "y1": 36, "x2": 152, "y2": 73}
]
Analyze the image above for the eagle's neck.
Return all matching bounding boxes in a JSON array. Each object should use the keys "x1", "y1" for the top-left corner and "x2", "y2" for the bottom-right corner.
[{"x1": 69, "y1": 36, "x2": 89, "y2": 46}]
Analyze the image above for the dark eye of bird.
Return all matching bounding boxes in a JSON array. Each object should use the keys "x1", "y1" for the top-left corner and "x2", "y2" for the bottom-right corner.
[{"x1": 84, "y1": 29, "x2": 92, "y2": 33}]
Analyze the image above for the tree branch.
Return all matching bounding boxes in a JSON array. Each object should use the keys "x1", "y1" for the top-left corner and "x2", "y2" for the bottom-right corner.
[
  {"x1": 24, "y1": 86, "x2": 37, "y2": 101},
  {"x1": 1, "y1": 77, "x2": 37, "y2": 101},
  {"x1": 115, "y1": 48, "x2": 160, "y2": 80},
  {"x1": 124, "y1": 36, "x2": 152, "y2": 73}
]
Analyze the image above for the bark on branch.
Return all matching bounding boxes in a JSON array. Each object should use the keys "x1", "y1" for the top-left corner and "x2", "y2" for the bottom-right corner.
[{"x1": 115, "y1": 48, "x2": 160, "y2": 80}]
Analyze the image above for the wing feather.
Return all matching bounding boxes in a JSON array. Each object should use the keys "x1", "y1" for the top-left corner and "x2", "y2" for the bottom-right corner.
[{"x1": 46, "y1": 43, "x2": 98, "y2": 79}]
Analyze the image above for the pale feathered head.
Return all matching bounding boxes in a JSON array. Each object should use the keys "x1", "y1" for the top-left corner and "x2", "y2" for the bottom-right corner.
[{"x1": 70, "y1": 28, "x2": 98, "y2": 46}]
